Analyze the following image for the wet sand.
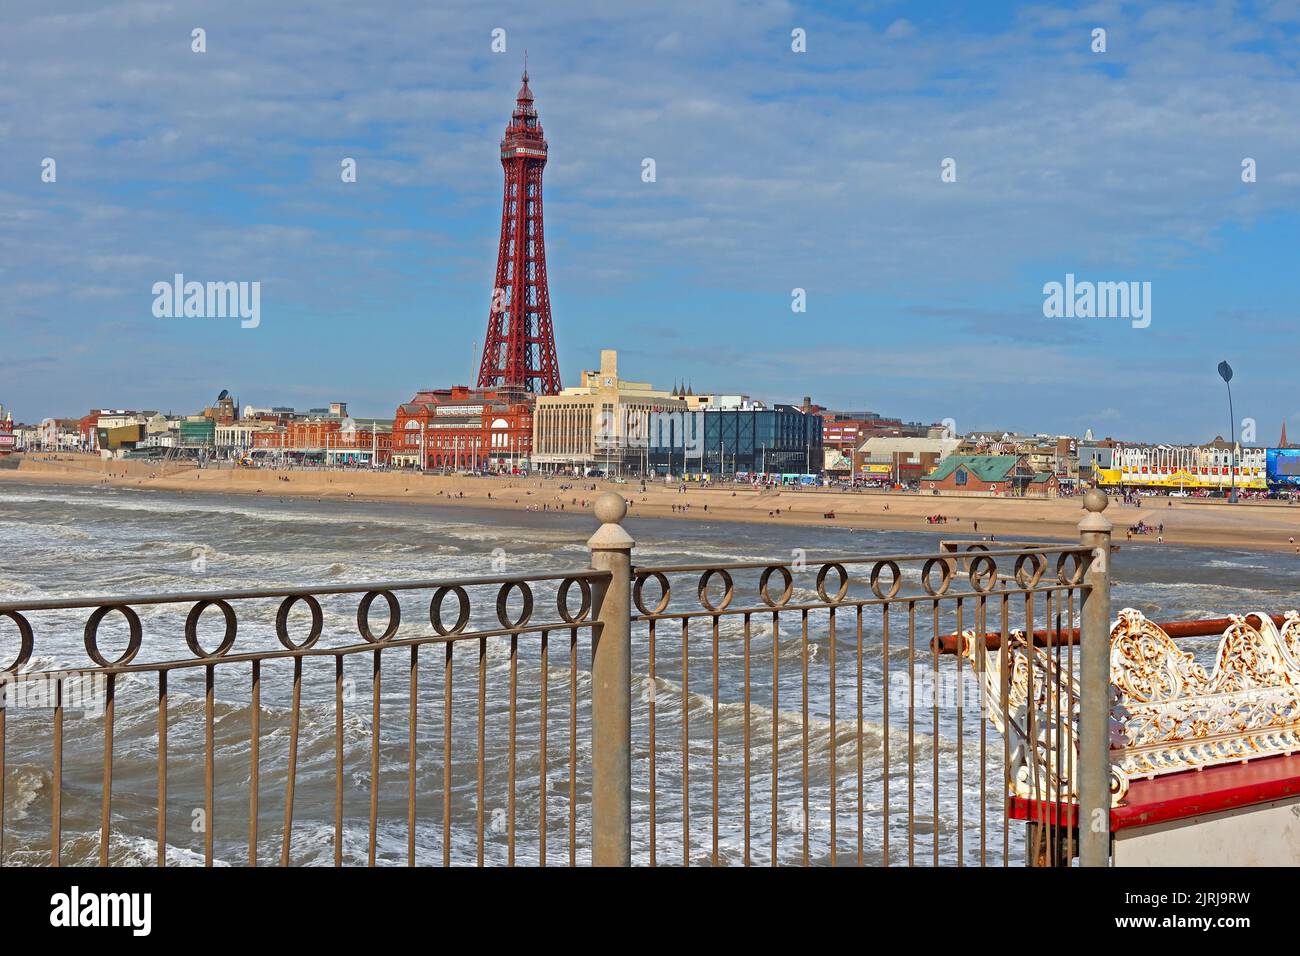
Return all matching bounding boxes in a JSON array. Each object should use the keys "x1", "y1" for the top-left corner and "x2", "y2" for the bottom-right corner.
[{"x1": 5, "y1": 453, "x2": 1300, "y2": 553}]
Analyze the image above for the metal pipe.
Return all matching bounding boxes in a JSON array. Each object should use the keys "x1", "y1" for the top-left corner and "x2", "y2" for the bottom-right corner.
[{"x1": 929, "y1": 612, "x2": 1289, "y2": 655}]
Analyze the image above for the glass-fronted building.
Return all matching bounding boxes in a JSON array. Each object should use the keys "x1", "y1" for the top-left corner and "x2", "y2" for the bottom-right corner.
[
  {"x1": 644, "y1": 404, "x2": 823, "y2": 477},
  {"x1": 179, "y1": 417, "x2": 215, "y2": 448}
]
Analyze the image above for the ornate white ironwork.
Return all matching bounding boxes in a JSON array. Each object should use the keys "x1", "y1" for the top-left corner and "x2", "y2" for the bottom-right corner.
[{"x1": 963, "y1": 608, "x2": 1300, "y2": 808}]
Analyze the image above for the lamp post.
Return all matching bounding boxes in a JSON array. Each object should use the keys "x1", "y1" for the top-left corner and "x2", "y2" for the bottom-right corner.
[{"x1": 1218, "y1": 360, "x2": 1237, "y2": 503}]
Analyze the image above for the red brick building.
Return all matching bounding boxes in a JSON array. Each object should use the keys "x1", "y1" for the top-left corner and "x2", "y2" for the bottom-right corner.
[
  {"x1": 391, "y1": 386, "x2": 533, "y2": 472},
  {"x1": 78, "y1": 411, "x2": 102, "y2": 451},
  {"x1": 252, "y1": 418, "x2": 391, "y2": 465}
]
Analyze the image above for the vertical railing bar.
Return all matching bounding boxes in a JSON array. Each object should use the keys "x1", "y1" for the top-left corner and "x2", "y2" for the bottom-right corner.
[
  {"x1": 1025, "y1": 589, "x2": 1042, "y2": 866},
  {"x1": 249, "y1": 660, "x2": 259, "y2": 867},
  {"x1": 1045, "y1": 587, "x2": 1055, "y2": 863},
  {"x1": 907, "y1": 600, "x2": 915, "y2": 867},
  {"x1": 0, "y1": 687, "x2": 5, "y2": 866},
  {"x1": 52, "y1": 675, "x2": 62, "y2": 867},
  {"x1": 443, "y1": 642, "x2": 453, "y2": 868},
  {"x1": 370, "y1": 649, "x2": 381, "y2": 867},
  {"x1": 508, "y1": 633, "x2": 518, "y2": 867},
  {"x1": 771, "y1": 610, "x2": 779, "y2": 867},
  {"x1": 409, "y1": 644, "x2": 418, "y2": 868},
  {"x1": 648, "y1": 618, "x2": 657, "y2": 866},
  {"x1": 568, "y1": 627, "x2": 576, "y2": 868},
  {"x1": 100, "y1": 672, "x2": 115, "y2": 867},
  {"x1": 976, "y1": 594, "x2": 987, "y2": 868},
  {"x1": 878, "y1": 602, "x2": 887, "y2": 868},
  {"x1": 335, "y1": 654, "x2": 344, "y2": 868},
  {"x1": 955, "y1": 597, "x2": 963, "y2": 867},
  {"x1": 281, "y1": 656, "x2": 303, "y2": 867},
  {"x1": 477, "y1": 636, "x2": 486, "y2": 867},
  {"x1": 801, "y1": 607, "x2": 809, "y2": 867},
  {"x1": 1000, "y1": 591, "x2": 1010, "y2": 867},
  {"x1": 829, "y1": 605, "x2": 837, "y2": 867},
  {"x1": 743, "y1": 612, "x2": 751, "y2": 867},
  {"x1": 204, "y1": 664, "x2": 215, "y2": 867},
  {"x1": 158, "y1": 670, "x2": 168, "y2": 868},
  {"x1": 1066, "y1": 588, "x2": 1076, "y2": 864},
  {"x1": 681, "y1": 616, "x2": 689, "y2": 867},
  {"x1": 540, "y1": 629, "x2": 549, "y2": 868},
  {"x1": 712, "y1": 613, "x2": 719, "y2": 867},
  {"x1": 930, "y1": 600, "x2": 939, "y2": 868}
]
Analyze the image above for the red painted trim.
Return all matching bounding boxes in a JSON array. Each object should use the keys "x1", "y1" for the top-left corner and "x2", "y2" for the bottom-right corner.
[{"x1": 1008, "y1": 752, "x2": 1300, "y2": 831}]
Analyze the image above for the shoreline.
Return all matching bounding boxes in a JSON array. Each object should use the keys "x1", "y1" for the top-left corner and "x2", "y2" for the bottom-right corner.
[{"x1": 5, "y1": 454, "x2": 1300, "y2": 554}]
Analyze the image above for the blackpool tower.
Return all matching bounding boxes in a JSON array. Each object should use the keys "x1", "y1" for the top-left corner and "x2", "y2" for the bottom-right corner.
[{"x1": 476, "y1": 67, "x2": 562, "y2": 397}]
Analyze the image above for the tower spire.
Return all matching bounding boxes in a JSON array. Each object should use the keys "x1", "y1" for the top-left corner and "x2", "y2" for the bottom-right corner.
[{"x1": 476, "y1": 66, "x2": 561, "y2": 397}]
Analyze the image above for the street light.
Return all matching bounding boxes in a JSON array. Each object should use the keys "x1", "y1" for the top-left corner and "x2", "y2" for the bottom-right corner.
[{"x1": 1217, "y1": 360, "x2": 1237, "y2": 503}]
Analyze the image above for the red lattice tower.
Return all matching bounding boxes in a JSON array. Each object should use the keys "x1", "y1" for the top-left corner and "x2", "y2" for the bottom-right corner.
[{"x1": 476, "y1": 67, "x2": 561, "y2": 397}]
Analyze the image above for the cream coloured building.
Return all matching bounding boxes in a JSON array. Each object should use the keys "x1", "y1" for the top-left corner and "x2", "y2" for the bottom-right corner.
[{"x1": 531, "y1": 350, "x2": 687, "y2": 474}]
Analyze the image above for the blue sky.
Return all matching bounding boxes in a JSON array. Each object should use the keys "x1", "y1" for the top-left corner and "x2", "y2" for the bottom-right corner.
[{"x1": 1, "y1": 0, "x2": 1298, "y2": 442}]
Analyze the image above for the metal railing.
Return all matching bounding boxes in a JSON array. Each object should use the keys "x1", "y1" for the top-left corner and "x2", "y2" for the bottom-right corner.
[{"x1": 0, "y1": 492, "x2": 1113, "y2": 866}]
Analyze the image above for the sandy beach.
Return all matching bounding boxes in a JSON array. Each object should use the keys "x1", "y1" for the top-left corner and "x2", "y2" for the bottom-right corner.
[{"x1": 5, "y1": 453, "x2": 1300, "y2": 553}]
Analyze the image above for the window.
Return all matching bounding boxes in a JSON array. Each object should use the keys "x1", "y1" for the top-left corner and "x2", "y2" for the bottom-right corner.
[{"x1": 955, "y1": 468, "x2": 967, "y2": 486}]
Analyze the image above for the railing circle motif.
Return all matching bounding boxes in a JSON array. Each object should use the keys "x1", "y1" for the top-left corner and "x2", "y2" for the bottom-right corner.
[
  {"x1": 1056, "y1": 551, "x2": 1086, "y2": 586},
  {"x1": 697, "y1": 569, "x2": 734, "y2": 613},
  {"x1": 633, "y1": 572, "x2": 671, "y2": 616},
  {"x1": 557, "y1": 576, "x2": 592, "y2": 624},
  {"x1": 357, "y1": 590, "x2": 401, "y2": 643},
  {"x1": 84, "y1": 604, "x2": 143, "y2": 668},
  {"x1": 968, "y1": 555, "x2": 999, "y2": 593},
  {"x1": 430, "y1": 586, "x2": 470, "y2": 635},
  {"x1": 276, "y1": 595, "x2": 323, "y2": 650},
  {"x1": 816, "y1": 563, "x2": 849, "y2": 604},
  {"x1": 759, "y1": 565, "x2": 794, "y2": 607},
  {"x1": 0, "y1": 610, "x2": 35, "y2": 673},
  {"x1": 920, "y1": 558, "x2": 954, "y2": 597},
  {"x1": 496, "y1": 581, "x2": 535, "y2": 630},
  {"x1": 1014, "y1": 553, "x2": 1047, "y2": 589},
  {"x1": 869, "y1": 560, "x2": 902, "y2": 600},
  {"x1": 184, "y1": 599, "x2": 238, "y2": 659}
]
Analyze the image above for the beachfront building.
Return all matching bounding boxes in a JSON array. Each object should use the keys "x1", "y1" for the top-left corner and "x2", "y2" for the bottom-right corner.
[
  {"x1": 391, "y1": 386, "x2": 531, "y2": 472},
  {"x1": 855, "y1": 434, "x2": 962, "y2": 487},
  {"x1": 251, "y1": 417, "x2": 391, "y2": 466},
  {"x1": 1078, "y1": 434, "x2": 1118, "y2": 482},
  {"x1": 641, "y1": 403, "x2": 824, "y2": 479},
  {"x1": 1094, "y1": 442, "x2": 1267, "y2": 493},
  {"x1": 13, "y1": 423, "x2": 39, "y2": 452},
  {"x1": 179, "y1": 416, "x2": 216, "y2": 450},
  {"x1": 922, "y1": 454, "x2": 1050, "y2": 497},
  {"x1": 37, "y1": 418, "x2": 84, "y2": 451},
  {"x1": 531, "y1": 350, "x2": 685, "y2": 476},
  {"x1": 822, "y1": 417, "x2": 864, "y2": 479},
  {"x1": 0, "y1": 405, "x2": 13, "y2": 456},
  {"x1": 214, "y1": 422, "x2": 262, "y2": 458}
]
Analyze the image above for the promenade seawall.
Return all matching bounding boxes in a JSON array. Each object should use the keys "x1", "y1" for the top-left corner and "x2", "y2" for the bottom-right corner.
[{"x1": 4, "y1": 453, "x2": 1300, "y2": 553}]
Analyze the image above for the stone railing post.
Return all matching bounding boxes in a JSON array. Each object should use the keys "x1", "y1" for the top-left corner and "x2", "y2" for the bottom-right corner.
[
  {"x1": 588, "y1": 492, "x2": 633, "y2": 865},
  {"x1": 1077, "y1": 488, "x2": 1112, "y2": 867}
]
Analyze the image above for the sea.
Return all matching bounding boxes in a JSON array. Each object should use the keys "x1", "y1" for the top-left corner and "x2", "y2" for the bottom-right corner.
[{"x1": 0, "y1": 479, "x2": 1295, "y2": 866}]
